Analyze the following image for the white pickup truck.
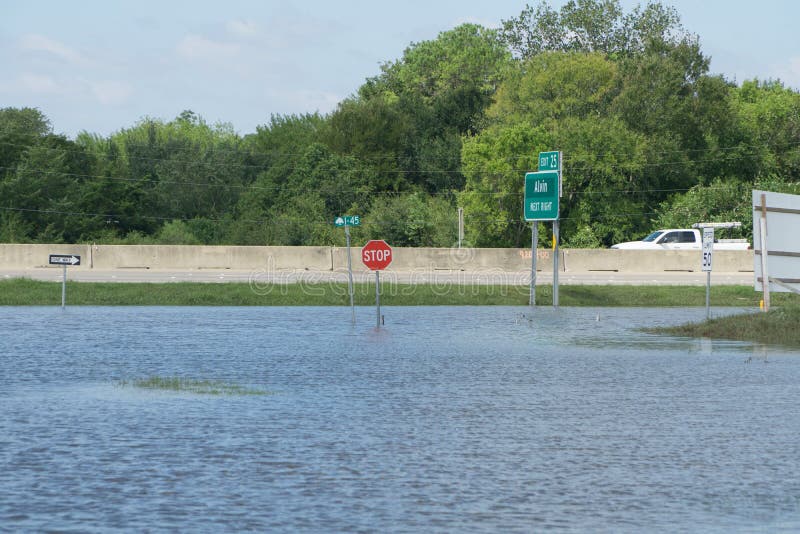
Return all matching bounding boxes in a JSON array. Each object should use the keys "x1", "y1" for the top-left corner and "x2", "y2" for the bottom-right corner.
[{"x1": 611, "y1": 229, "x2": 750, "y2": 250}]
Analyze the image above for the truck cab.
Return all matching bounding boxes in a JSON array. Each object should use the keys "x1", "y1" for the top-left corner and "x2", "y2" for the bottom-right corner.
[
  {"x1": 653, "y1": 230, "x2": 698, "y2": 249},
  {"x1": 613, "y1": 229, "x2": 700, "y2": 250}
]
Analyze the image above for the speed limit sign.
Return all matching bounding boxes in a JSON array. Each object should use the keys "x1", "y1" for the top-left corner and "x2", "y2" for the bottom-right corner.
[{"x1": 701, "y1": 227, "x2": 714, "y2": 272}]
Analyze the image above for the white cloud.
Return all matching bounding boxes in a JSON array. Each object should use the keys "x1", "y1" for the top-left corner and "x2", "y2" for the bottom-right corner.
[
  {"x1": 91, "y1": 80, "x2": 134, "y2": 106},
  {"x1": 19, "y1": 73, "x2": 60, "y2": 93},
  {"x1": 226, "y1": 19, "x2": 258, "y2": 37},
  {"x1": 19, "y1": 34, "x2": 88, "y2": 65},
  {"x1": 176, "y1": 34, "x2": 240, "y2": 60}
]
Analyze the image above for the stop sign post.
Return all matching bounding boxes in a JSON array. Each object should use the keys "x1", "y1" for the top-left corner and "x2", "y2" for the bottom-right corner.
[{"x1": 362, "y1": 240, "x2": 393, "y2": 327}]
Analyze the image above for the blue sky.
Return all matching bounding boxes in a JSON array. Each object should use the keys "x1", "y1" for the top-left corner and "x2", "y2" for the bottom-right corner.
[{"x1": 2, "y1": 1, "x2": 798, "y2": 138}]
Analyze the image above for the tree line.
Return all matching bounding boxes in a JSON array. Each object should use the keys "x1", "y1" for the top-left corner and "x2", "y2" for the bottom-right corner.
[{"x1": 2, "y1": 0, "x2": 799, "y2": 248}]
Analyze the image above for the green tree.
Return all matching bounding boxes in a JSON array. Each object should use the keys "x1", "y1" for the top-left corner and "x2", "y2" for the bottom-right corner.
[
  {"x1": 459, "y1": 122, "x2": 551, "y2": 247},
  {"x1": 324, "y1": 94, "x2": 412, "y2": 192},
  {"x1": 375, "y1": 24, "x2": 511, "y2": 105},
  {"x1": 156, "y1": 219, "x2": 201, "y2": 245},
  {"x1": 326, "y1": 24, "x2": 512, "y2": 196},
  {"x1": 612, "y1": 41, "x2": 709, "y2": 145},
  {"x1": 459, "y1": 51, "x2": 648, "y2": 247},
  {"x1": 490, "y1": 52, "x2": 619, "y2": 122},
  {"x1": 554, "y1": 116, "x2": 649, "y2": 246},
  {"x1": 93, "y1": 112, "x2": 251, "y2": 240},
  {"x1": 234, "y1": 113, "x2": 327, "y2": 240},
  {"x1": 234, "y1": 143, "x2": 375, "y2": 245},
  {"x1": 366, "y1": 193, "x2": 457, "y2": 247},
  {"x1": 1, "y1": 134, "x2": 93, "y2": 242},
  {"x1": 245, "y1": 113, "x2": 324, "y2": 180},
  {"x1": 732, "y1": 80, "x2": 800, "y2": 180},
  {"x1": 500, "y1": 0, "x2": 690, "y2": 59},
  {"x1": 652, "y1": 178, "x2": 751, "y2": 237},
  {"x1": 0, "y1": 211, "x2": 33, "y2": 242},
  {"x1": 0, "y1": 107, "x2": 51, "y2": 179}
]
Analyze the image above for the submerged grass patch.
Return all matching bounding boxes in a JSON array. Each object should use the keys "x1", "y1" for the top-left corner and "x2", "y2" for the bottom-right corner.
[
  {"x1": 646, "y1": 305, "x2": 800, "y2": 348},
  {"x1": 119, "y1": 376, "x2": 270, "y2": 396}
]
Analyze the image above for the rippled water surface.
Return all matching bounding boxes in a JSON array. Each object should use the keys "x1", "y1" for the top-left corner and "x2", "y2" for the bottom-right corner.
[{"x1": 2, "y1": 306, "x2": 799, "y2": 532}]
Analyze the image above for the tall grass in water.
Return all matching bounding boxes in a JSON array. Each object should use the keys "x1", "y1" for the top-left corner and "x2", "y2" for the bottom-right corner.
[
  {"x1": 646, "y1": 305, "x2": 800, "y2": 347},
  {"x1": 120, "y1": 376, "x2": 269, "y2": 396}
]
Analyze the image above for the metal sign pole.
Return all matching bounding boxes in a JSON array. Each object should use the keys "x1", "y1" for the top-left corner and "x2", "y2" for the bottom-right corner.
[
  {"x1": 760, "y1": 193, "x2": 770, "y2": 312},
  {"x1": 553, "y1": 220, "x2": 560, "y2": 308},
  {"x1": 375, "y1": 270, "x2": 381, "y2": 328},
  {"x1": 701, "y1": 226, "x2": 714, "y2": 320},
  {"x1": 345, "y1": 225, "x2": 355, "y2": 324},
  {"x1": 49, "y1": 254, "x2": 80, "y2": 308},
  {"x1": 530, "y1": 223, "x2": 538, "y2": 306},
  {"x1": 458, "y1": 207, "x2": 464, "y2": 248},
  {"x1": 61, "y1": 264, "x2": 67, "y2": 309}
]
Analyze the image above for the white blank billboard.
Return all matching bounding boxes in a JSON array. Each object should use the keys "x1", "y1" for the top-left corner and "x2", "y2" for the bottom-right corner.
[{"x1": 753, "y1": 190, "x2": 800, "y2": 293}]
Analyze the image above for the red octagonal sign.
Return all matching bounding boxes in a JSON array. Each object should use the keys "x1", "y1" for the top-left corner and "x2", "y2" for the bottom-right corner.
[{"x1": 361, "y1": 240, "x2": 393, "y2": 270}]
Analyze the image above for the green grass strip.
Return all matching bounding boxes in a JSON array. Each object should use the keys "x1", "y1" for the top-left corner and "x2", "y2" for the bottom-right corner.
[{"x1": 2, "y1": 278, "x2": 800, "y2": 307}]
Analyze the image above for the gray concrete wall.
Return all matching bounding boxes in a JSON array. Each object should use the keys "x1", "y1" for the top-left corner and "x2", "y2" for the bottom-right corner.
[
  {"x1": 0, "y1": 244, "x2": 754, "y2": 273},
  {"x1": 0, "y1": 244, "x2": 92, "y2": 269},
  {"x1": 90, "y1": 245, "x2": 331, "y2": 271},
  {"x1": 332, "y1": 247, "x2": 556, "y2": 272},
  {"x1": 562, "y1": 249, "x2": 754, "y2": 273}
]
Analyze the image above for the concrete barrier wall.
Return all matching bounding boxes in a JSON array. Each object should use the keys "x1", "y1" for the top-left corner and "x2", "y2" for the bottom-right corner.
[
  {"x1": 0, "y1": 244, "x2": 92, "y2": 269},
  {"x1": 332, "y1": 247, "x2": 556, "y2": 272},
  {"x1": 90, "y1": 245, "x2": 331, "y2": 271},
  {"x1": 0, "y1": 244, "x2": 754, "y2": 273},
  {"x1": 562, "y1": 249, "x2": 754, "y2": 273}
]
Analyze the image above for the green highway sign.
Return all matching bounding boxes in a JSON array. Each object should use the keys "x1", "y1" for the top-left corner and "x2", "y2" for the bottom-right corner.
[
  {"x1": 538, "y1": 151, "x2": 560, "y2": 172},
  {"x1": 537, "y1": 149, "x2": 563, "y2": 203},
  {"x1": 524, "y1": 171, "x2": 559, "y2": 221},
  {"x1": 334, "y1": 215, "x2": 361, "y2": 227}
]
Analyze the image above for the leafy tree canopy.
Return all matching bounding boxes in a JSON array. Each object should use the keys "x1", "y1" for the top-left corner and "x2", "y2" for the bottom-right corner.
[
  {"x1": 2, "y1": 3, "x2": 799, "y2": 248},
  {"x1": 500, "y1": 0, "x2": 694, "y2": 59}
]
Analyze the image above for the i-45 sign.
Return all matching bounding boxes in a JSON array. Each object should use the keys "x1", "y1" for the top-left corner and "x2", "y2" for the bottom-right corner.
[
  {"x1": 334, "y1": 215, "x2": 360, "y2": 227},
  {"x1": 524, "y1": 171, "x2": 559, "y2": 221}
]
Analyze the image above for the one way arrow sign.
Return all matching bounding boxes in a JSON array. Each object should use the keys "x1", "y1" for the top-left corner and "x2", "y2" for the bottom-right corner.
[{"x1": 49, "y1": 254, "x2": 81, "y2": 266}]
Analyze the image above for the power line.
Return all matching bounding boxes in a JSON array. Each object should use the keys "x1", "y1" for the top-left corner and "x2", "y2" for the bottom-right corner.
[
  {"x1": 0, "y1": 205, "x2": 330, "y2": 227},
  {"x1": 0, "y1": 133, "x2": 798, "y2": 176},
  {"x1": 0, "y1": 161, "x2": 768, "y2": 201},
  {"x1": 0, "y1": 198, "x2": 752, "y2": 228}
]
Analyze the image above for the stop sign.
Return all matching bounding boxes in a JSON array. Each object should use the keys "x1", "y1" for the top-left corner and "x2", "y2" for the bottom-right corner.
[{"x1": 361, "y1": 240, "x2": 393, "y2": 270}]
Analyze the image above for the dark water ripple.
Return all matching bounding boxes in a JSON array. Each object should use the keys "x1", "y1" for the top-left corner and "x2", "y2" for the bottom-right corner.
[{"x1": 1, "y1": 306, "x2": 799, "y2": 532}]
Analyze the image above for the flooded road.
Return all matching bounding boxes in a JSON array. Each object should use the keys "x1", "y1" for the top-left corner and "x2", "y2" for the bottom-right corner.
[{"x1": 1, "y1": 306, "x2": 798, "y2": 531}]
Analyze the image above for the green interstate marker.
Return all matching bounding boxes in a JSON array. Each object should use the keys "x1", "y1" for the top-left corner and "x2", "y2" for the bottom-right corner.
[{"x1": 334, "y1": 215, "x2": 361, "y2": 227}]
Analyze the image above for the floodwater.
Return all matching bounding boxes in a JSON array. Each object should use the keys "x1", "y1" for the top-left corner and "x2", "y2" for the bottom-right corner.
[{"x1": 1, "y1": 306, "x2": 799, "y2": 532}]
